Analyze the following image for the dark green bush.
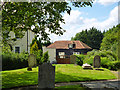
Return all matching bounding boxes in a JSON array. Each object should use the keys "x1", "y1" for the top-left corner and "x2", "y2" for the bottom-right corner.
[
  {"x1": 107, "y1": 61, "x2": 120, "y2": 71},
  {"x1": 36, "y1": 49, "x2": 43, "y2": 65},
  {"x1": 41, "y1": 51, "x2": 49, "y2": 64},
  {"x1": 75, "y1": 54, "x2": 85, "y2": 66},
  {"x1": 2, "y1": 52, "x2": 28, "y2": 71}
]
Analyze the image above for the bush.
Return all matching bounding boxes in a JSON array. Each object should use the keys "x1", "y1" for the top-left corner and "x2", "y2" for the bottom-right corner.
[
  {"x1": 84, "y1": 56, "x2": 94, "y2": 65},
  {"x1": 107, "y1": 61, "x2": 120, "y2": 71},
  {"x1": 100, "y1": 57, "x2": 110, "y2": 68},
  {"x1": 2, "y1": 52, "x2": 28, "y2": 71},
  {"x1": 41, "y1": 51, "x2": 49, "y2": 64},
  {"x1": 75, "y1": 54, "x2": 85, "y2": 66},
  {"x1": 36, "y1": 49, "x2": 43, "y2": 65}
]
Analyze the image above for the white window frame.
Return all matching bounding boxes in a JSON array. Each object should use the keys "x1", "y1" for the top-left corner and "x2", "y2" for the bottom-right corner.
[
  {"x1": 59, "y1": 52, "x2": 65, "y2": 58},
  {"x1": 73, "y1": 52, "x2": 80, "y2": 55}
]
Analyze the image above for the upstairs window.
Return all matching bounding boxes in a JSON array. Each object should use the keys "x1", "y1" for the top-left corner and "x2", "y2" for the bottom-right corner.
[
  {"x1": 15, "y1": 47, "x2": 20, "y2": 53},
  {"x1": 68, "y1": 44, "x2": 73, "y2": 48}
]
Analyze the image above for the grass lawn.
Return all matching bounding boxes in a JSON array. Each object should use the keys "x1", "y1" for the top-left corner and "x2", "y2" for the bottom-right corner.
[{"x1": 2, "y1": 64, "x2": 117, "y2": 88}]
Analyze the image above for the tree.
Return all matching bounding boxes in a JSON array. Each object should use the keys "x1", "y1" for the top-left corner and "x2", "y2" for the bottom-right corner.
[
  {"x1": 30, "y1": 41, "x2": 38, "y2": 54},
  {"x1": 30, "y1": 35, "x2": 43, "y2": 50},
  {"x1": 100, "y1": 24, "x2": 120, "y2": 54},
  {"x1": 1, "y1": 2, "x2": 93, "y2": 45},
  {"x1": 71, "y1": 27, "x2": 103, "y2": 49},
  {"x1": 42, "y1": 40, "x2": 52, "y2": 47}
]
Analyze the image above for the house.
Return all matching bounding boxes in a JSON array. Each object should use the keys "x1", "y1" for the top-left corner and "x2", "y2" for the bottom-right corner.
[
  {"x1": 8, "y1": 30, "x2": 35, "y2": 53},
  {"x1": 43, "y1": 40, "x2": 92, "y2": 64}
]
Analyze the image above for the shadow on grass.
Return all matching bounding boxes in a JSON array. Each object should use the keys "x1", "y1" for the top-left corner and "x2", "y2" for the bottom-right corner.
[{"x1": 55, "y1": 71, "x2": 97, "y2": 83}]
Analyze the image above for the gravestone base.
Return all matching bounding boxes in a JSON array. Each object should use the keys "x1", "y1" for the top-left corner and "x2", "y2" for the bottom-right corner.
[
  {"x1": 27, "y1": 67, "x2": 32, "y2": 71},
  {"x1": 95, "y1": 68, "x2": 104, "y2": 71}
]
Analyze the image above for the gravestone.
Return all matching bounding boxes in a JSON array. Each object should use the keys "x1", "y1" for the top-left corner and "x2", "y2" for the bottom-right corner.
[
  {"x1": 93, "y1": 55, "x2": 101, "y2": 68},
  {"x1": 27, "y1": 54, "x2": 36, "y2": 71},
  {"x1": 38, "y1": 62, "x2": 55, "y2": 88},
  {"x1": 70, "y1": 55, "x2": 76, "y2": 64}
]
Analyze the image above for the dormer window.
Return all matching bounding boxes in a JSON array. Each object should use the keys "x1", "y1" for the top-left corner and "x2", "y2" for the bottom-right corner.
[
  {"x1": 68, "y1": 44, "x2": 73, "y2": 48},
  {"x1": 68, "y1": 42, "x2": 76, "y2": 49}
]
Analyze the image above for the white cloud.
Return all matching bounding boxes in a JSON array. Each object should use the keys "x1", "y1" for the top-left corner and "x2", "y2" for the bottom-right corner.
[
  {"x1": 95, "y1": 0, "x2": 119, "y2": 6},
  {"x1": 49, "y1": 6, "x2": 118, "y2": 42}
]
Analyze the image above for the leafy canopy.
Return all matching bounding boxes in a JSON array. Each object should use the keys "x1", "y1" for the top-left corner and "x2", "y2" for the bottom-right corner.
[
  {"x1": 71, "y1": 27, "x2": 103, "y2": 49},
  {"x1": 100, "y1": 24, "x2": 120, "y2": 55},
  {"x1": 2, "y1": 2, "x2": 92, "y2": 44}
]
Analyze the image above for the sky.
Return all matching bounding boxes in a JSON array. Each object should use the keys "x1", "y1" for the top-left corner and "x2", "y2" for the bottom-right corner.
[{"x1": 49, "y1": 0, "x2": 120, "y2": 42}]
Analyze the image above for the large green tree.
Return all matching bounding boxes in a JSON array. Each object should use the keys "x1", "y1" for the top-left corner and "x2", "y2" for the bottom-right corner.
[
  {"x1": 71, "y1": 27, "x2": 103, "y2": 49},
  {"x1": 100, "y1": 24, "x2": 120, "y2": 54},
  {"x1": 1, "y1": 2, "x2": 92, "y2": 45}
]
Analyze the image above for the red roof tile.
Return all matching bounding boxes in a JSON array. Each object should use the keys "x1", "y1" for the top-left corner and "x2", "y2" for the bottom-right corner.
[{"x1": 47, "y1": 40, "x2": 92, "y2": 49}]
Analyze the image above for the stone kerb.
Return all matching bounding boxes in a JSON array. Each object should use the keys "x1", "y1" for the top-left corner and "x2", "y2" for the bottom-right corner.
[
  {"x1": 93, "y1": 55, "x2": 101, "y2": 68},
  {"x1": 38, "y1": 62, "x2": 55, "y2": 88}
]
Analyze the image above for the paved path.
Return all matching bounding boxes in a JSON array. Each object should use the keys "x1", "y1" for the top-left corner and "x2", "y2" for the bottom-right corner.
[
  {"x1": 55, "y1": 79, "x2": 120, "y2": 89},
  {"x1": 4, "y1": 79, "x2": 120, "y2": 90}
]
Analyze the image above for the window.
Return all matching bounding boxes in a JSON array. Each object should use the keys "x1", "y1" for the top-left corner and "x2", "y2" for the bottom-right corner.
[
  {"x1": 73, "y1": 52, "x2": 80, "y2": 55},
  {"x1": 59, "y1": 52, "x2": 65, "y2": 58},
  {"x1": 68, "y1": 44, "x2": 73, "y2": 48},
  {"x1": 15, "y1": 47, "x2": 20, "y2": 53}
]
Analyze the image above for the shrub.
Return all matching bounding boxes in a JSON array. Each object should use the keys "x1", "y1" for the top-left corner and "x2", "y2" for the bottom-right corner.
[
  {"x1": 84, "y1": 56, "x2": 94, "y2": 65},
  {"x1": 41, "y1": 51, "x2": 49, "y2": 64},
  {"x1": 107, "y1": 61, "x2": 120, "y2": 71},
  {"x1": 100, "y1": 57, "x2": 110, "y2": 68},
  {"x1": 75, "y1": 54, "x2": 85, "y2": 66},
  {"x1": 36, "y1": 49, "x2": 43, "y2": 65},
  {"x1": 2, "y1": 52, "x2": 28, "y2": 71}
]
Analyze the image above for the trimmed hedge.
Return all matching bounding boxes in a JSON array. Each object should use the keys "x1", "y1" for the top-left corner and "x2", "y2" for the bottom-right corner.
[{"x1": 2, "y1": 52, "x2": 28, "y2": 71}]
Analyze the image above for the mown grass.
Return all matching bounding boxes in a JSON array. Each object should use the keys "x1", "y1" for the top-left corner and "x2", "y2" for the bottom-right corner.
[{"x1": 2, "y1": 64, "x2": 117, "y2": 88}]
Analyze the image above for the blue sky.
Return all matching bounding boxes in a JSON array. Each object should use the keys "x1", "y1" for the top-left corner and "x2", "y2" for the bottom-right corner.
[{"x1": 49, "y1": 0, "x2": 119, "y2": 42}]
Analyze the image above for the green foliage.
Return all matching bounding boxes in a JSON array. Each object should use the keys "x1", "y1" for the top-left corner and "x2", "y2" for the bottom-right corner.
[
  {"x1": 75, "y1": 54, "x2": 85, "y2": 66},
  {"x1": 30, "y1": 36, "x2": 43, "y2": 50},
  {"x1": 84, "y1": 56, "x2": 94, "y2": 65},
  {"x1": 2, "y1": 52, "x2": 28, "y2": 71},
  {"x1": 83, "y1": 49, "x2": 119, "y2": 70},
  {"x1": 36, "y1": 49, "x2": 43, "y2": 65},
  {"x1": 106, "y1": 61, "x2": 120, "y2": 71},
  {"x1": 30, "y1": 41, "x2": 38, "y2": 54},
  {"x1": 41, "y1": 51, "x2": 49, "y2": 64},
  {"x1": 71, "y1": 27, "x2": 103, "y2": 49},
  {"x1": 100, "y1": 24, "x2": 119, "y2": 57},
  {"x1": 2, "y1": 2, "x2": 92, "y2": 44}
]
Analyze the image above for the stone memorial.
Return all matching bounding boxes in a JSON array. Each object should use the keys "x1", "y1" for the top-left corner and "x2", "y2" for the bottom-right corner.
[
  {"x1": 93, "y1": 55, "x2": 101, "y2": 68},
  {"x1": 27, "y1": 54, "x2": 36, "y2": 71},
  {"x1": 38, "y1": 62, "x2": 55, "y2": 88},
  {"x1": 82, "y1": 63, "x2": 93, "y2": 69},
  {"x1": 70, "y1": 55, "x2": 76, "y2": 64}
]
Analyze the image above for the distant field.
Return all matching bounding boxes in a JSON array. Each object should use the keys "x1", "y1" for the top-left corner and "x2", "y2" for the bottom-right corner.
[{"x1": 2, "y1": 64, "x2": 116, "y2": 88}]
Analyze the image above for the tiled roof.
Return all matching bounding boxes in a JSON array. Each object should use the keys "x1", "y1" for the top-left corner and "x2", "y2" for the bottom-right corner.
[{"x1": 47, "y1": 40, "x2": 92, "y2": 49}]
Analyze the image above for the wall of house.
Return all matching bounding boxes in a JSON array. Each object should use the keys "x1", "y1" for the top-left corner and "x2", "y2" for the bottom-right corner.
[
  {"x1": 9, "y1": 30, "x2": 35, "y2": 53},
  {"x1": 56, "y1": 49, "x2": 91, "y2": 56},
  {"x1": 43, "y1": 46, "x2": 56, "y2": 63}
]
